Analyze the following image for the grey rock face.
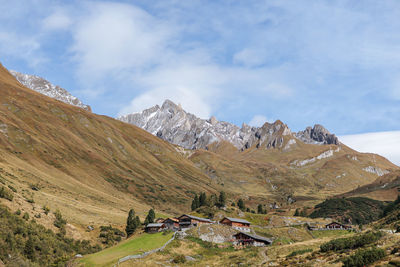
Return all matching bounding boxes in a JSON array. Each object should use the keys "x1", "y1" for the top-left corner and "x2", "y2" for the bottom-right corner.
[
  {"x1": 10, "y1": 71, "x2": 91, "y2": 112},
  {"x1": 118, "y1": 100, "x2": 339, "y2": 150},
  {"x1": 296, "y1": 124, "x2": 339, "y2": 145},
  {"x1": 118, "y1": 100, "x2": 300, "y2": 150}
]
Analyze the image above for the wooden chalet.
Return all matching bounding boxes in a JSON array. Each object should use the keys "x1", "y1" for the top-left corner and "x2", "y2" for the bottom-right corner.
[
  {"x1": 177, "y1": 214, "x2": 213, "y2": 228},
  {"x1": 220, "y1": 217, "x2": 251, "y2": 232},
  {"x1": 145, "y1": 223, "x2": 166, "y2": 233},
  {"x1": 325, "y1": 222, "x2": 352, "y2": 230},
  {"x1": 233, "y1": 232, "x2": 272, "y2": 247},
  {"x1": 163, "y1": 218, "x2": 179, "y2": 230}
]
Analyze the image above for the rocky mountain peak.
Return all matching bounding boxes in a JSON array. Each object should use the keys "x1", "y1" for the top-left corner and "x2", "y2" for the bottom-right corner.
[
  {"x1": 10, "y1": 71, "x2": 91, "y2": 112},
  {"x1": 296, "y1": 124, "x2": 339, "y2": 145},
  {"x1": 118, "y1": 100, "x2": 340, "y2": 151}
]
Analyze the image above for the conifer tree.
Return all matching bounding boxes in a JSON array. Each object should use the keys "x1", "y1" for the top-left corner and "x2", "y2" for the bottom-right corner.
[
  {"x1": 191, "y1": 194, "x2": 200, "y2": 210},
  {"x1": 218, "y1": 191, "x2": 226, "y2": 207},
  {"x1": 199, "y1": 192, "x2": 207, "y2": 207},
  {"x1": 237, "y1": 199, "x2": 245, "y2": 211},
  {"x1": 125, "y1": 209, "x2": 137, "y2": 237},
  {"x1": 257, "y1": 204, "x2": 263, "y2": 214},
  {"x1": 144, "y1": 208, "x2": 155, "y2": 225}
]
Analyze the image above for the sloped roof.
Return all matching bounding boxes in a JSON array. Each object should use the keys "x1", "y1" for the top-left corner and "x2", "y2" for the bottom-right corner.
[
  {"x1": 178, "y1": 214, "x2": 213, "y2": 223},
  {"x1": 235, "y1": 232, "x2": 272, "y2": 243},
  {"x1": 223, "y1": 217, "x2": 251, "y2": 225},
  {"x1": 146, "y1": 223, "x2": 164, "y2": 228},
  {"x1": 164, "y1": 217, "x2": 179, "y2": 222}
]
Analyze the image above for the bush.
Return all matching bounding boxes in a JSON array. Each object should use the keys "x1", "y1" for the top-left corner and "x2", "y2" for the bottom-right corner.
[
  {"x1": 22, "y1": 212, "x2": 29, "y2": 221},
  {"x1": 99, "y1": 225, "x2": 125, "y2": 246},
  {"x1": 320, "y1": 231, "x2": 383, "y2": 252},
  {"x1": 53, "y1": 210, "x2": 67, "y2": 228},
  {"x1": 342, "y1": 247, "x2": 385, "y2": 267},
  {"x1": 7, "y1": 185, "x2": 17, "y2": 192},
  {"x1": 42, "y1": 205, "x2": 50, "y2": 215},
  {"x1": 287, "y1": 248, "x2": 313, "y2": 257},
  {"x1": 0, "y1": 186, "x2": 13, "y2": 201},
  {"x1": 172, "y1": 254, "x2": 186, "y2": 264}
]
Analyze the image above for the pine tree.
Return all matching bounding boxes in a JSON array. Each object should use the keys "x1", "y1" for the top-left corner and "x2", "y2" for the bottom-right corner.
[
  {"x1": 144, "y1": 208, "x2": 155, "y2": 225},
  {"x1": 199, "y1": 192, "x2": 207, "y2": 207},
  {"x1": 125, "y1": 209, "x2": 137, "y2": 237},
  {"x1": 218, "y1": 191, "x2": 226, "y2": 207},
  {"x1": 237, "y1": 199, "x2": 245, "y2": 211},
  {"x1": 257, "y1": 204, "x2": 263, "y2": 214},
  {"x1": 191, "y1": 194, "x2": 199, "y2": 210},
  {"x1": 134, "y1": 216, "x2": 141, "y2": 228},
  {"x1": 294, "y1": 208, "x2": 300, "y2": 216}
]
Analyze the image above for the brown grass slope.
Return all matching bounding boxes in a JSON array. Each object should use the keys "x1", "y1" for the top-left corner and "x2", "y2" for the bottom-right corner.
[
  {"x1": 189, "y1": 131, "x2": 399, "y2": 206},
  {"x1": 0, "y1": 63, "x2": 217, "y2": 232},
  {"x1": 339, "y1": 170, "x2": 400, "y2": 201}
]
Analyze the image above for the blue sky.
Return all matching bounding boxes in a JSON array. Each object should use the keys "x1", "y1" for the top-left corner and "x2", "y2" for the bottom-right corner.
[{"x1": 1, "y1": 0, "x2": 399, "y2": 164}]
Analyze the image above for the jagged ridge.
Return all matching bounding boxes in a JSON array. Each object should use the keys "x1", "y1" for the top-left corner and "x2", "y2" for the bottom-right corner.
[{"x1": 118, "y1": 100, "x2": 339, "y2": 150}]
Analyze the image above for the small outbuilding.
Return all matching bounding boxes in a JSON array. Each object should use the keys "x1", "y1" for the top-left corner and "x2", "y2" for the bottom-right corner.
[
  {"x1": 145, "y1": 223, "x2": 166, "y2": 233},
  {"x1": 220, "y1": 217, "x2": 251, "y2": 232},
  {"x1": 325, "y1": 222, "x2": 352, "y2": 230},
  {"x1": 233, "y1": 232, "x2": 272, "y2": 247},
  {"x1": 178, "y1": 214, "x2": 213, "y2": 228}
]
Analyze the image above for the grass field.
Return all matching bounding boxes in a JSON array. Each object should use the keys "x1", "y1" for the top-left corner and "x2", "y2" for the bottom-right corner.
[
  {"x1": 80, "y1": 232, "x2": 173, "y2": 267},
  {"x1": 310, "y1": 229, "x2": 353, "y2": 238}
]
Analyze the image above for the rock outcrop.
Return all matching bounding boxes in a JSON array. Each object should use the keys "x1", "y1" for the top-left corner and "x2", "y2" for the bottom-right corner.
[
  {"x1": 10, "y1": 71, "x2": 91, "y2": 111},
  {"x1": 295, "y1": 124, "x2": 339, "y2": 145}
]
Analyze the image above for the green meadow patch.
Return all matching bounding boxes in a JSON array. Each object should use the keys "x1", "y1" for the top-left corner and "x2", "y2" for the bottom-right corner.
[{"x1": 80, "y1": 232, "x2": 173, "y2": 267}]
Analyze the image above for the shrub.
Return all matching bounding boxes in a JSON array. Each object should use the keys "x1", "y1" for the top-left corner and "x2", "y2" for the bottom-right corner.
[
  {"x1": 0, "y1": 186, "x2": 13, "y2": 201},
  {"x1": 172, "y1": 254, "x2": 186, "y2": 264},
  {"x1": 342, "y1": 247, "x2": 385, "y2": 267},
  {"x1": 42, "y1": 205, "x2": 50, "y2": 215},
  {"x1": 53, "y1": 210, "x2": 67, "y2": 235},
  {"x1": 287, "y1": 248, "x2": 313, "y2": 257},
  {"x1": 7, "y1": 185, "x2": 17, "y2": 192},
  {"x1": 100, "y1": 225, "x2": 125, "y2": 246},
  {"x1": 320, "y1": 231, "x2": 383, "y2": 252},
  {"x1": 15, "y1": 209, "x2": 21, "y2": 215},
  {"x1": 22, "y1": 212, "x2": 29, "y2": 221}
]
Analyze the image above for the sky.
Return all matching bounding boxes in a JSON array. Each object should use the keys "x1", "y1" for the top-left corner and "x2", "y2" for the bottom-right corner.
[{"x1": 0, "y1": 0, "x2": 399, "y2": 165}]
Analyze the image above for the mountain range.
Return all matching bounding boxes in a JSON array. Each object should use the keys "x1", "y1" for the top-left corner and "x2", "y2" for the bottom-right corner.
[
  {"x1": 118, "y1": 100, "x2": 339, "y2": 151},
  {"x1": 1, "y1": 64, "x2": 399, "y2": 241}
]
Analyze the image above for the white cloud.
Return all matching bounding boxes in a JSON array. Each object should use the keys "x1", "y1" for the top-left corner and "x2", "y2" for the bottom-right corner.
[
  {"x1": 340, "y1": 131, "x2": 400, "y2": 166},
  {"x1": 249, "y1": 115, "x2": 270, "y2": 127},
  {"x1": 71, "y1": 2, "x2": 173, "y2": 80},
  {"x1": 42, "y1": 11, "x2": 72, "y2": 31}
]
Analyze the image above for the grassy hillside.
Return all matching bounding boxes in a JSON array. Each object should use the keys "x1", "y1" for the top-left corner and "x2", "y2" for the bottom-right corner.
[
  {"x1": 0, "y1": 62, "x2": 217, "y2": 236},
  {"x1": 309, "y1": 197, "x2": 386, "y2": 225},
  {"x1": 80, "y1": 232, "x2": 173, "y2": 267},
  {"x1": 340, "y1": 170, "x2": 400, "y2": 201}
]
